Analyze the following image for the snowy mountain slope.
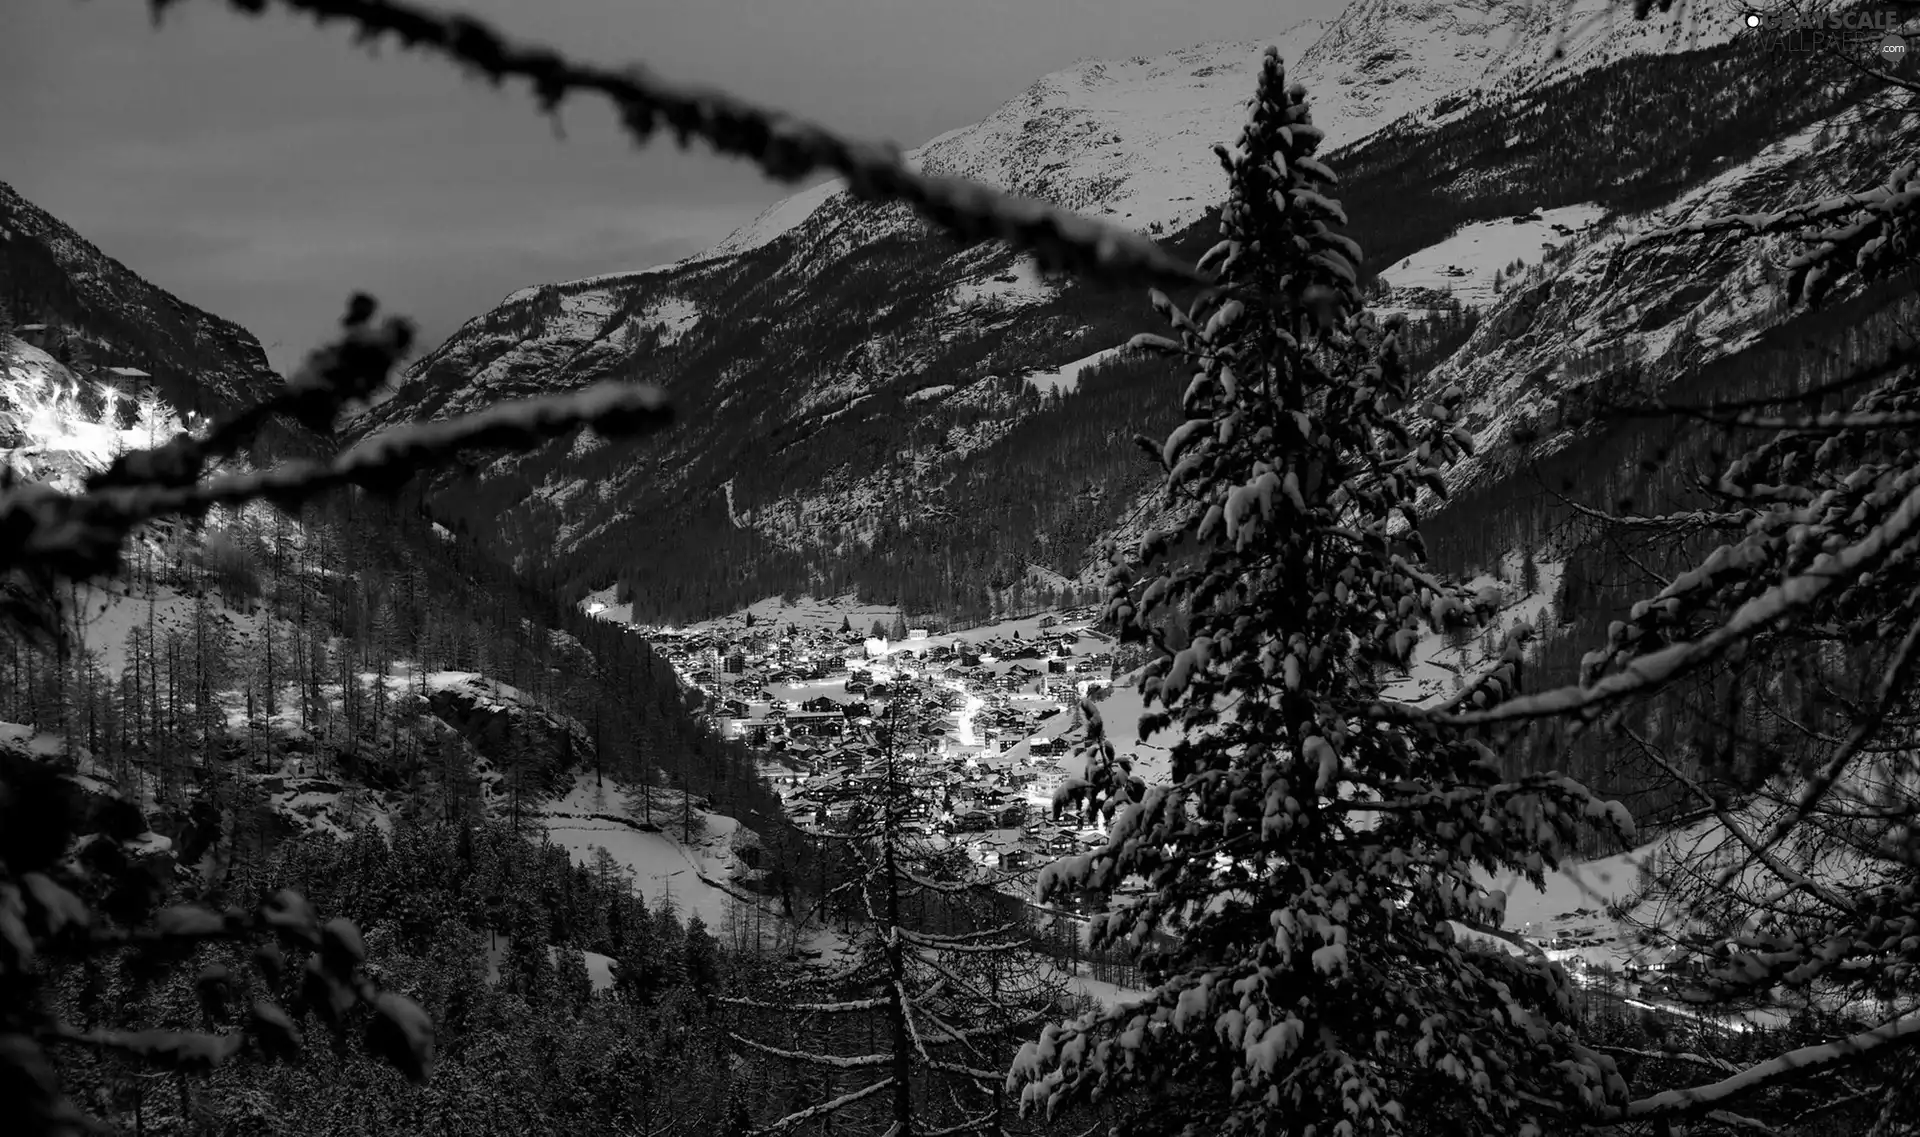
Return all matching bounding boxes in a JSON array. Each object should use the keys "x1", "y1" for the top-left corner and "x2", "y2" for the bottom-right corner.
[
  {"x1": 1427, "y1": 109, "x2": 1916, "y2": 499},
  {"x1": 365, "y1": 0, "x2": 1809, "y2": 625},
  {"x1": 655, "y1": 0, "x2": 1740, "y2": 275},
  {"x1": 906, "y1": 31, "x2": 1330, "y2": 237},
  {"x1": 1300, "y1": 0, "x2": 1740, "y2": 129}
]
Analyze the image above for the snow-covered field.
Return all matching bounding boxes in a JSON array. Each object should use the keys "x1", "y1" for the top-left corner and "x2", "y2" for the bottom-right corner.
[
  {"x1": 1378, "y1": 204, "x2": 1606, "y2": 310},
  {"x1": 62, "y1": 580, "x2": 265, "y2": 678},
  {"x1": 536, "y1": 774, "x2": 766, "y2": 931},
  {"x1": 949, "y1": 255, "x2": 1055, "y2": 313},
  {"x1": 1023, "y1": 346, "x2": 1128, "y2": 397}
]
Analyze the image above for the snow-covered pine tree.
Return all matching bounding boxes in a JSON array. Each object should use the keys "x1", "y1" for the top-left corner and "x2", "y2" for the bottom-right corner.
[
  {"x1": 1007, "y1": 49, "x2": 1634, "y2": 1135},
  {"x1": 727, "y1": 693, "x2": 1065, "y2": 1136}
]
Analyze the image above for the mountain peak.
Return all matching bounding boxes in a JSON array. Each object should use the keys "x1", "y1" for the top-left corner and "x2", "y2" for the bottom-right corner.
[{"x1": 633, "y1": 0, "x2": 1743, "y2": 275}]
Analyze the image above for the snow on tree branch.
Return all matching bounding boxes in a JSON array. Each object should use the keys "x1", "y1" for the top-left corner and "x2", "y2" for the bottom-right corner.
[
  {"x1": 1624, "y1": 727, "x2": 1862, "y2": 918},
  {"x1": 728, "y1": 1033, "x2": 894, "y2": 1069},
  {"x1": 1428, "y1": 475, "x2": 1920, "y2": 727},
  {"x1": 158, "y1": 0, "x2": 1206, "y2": 292},
  {"x1": 721, "y1": 994, "x2": 890, "y2": 1014},
  {"x1": 746, "y1": 1074, "x2": 897, "y2": 1135},
  {"x1": 1621, "y1": 1009, "x2": 1920, "y2": 1123}
]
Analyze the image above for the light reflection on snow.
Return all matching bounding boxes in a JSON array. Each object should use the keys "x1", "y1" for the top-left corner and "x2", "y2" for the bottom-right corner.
[{"x1": 3, "y1": 344, "x2": 180, "y2": 483}]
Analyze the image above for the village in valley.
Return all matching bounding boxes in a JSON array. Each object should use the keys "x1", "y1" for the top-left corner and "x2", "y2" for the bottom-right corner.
[{"x1": 588, "y1": 600, "x2": 1152, "y2": 889}]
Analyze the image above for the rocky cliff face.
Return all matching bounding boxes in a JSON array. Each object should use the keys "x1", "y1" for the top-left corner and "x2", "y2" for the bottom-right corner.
[{"x1": 1, "y1": 180, "x2": 282, "y2": 421}]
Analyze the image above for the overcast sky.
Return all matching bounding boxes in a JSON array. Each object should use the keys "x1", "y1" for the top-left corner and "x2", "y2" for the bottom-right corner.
[{"x1": 2, "y1": 0, "x2": 1346, "y2": 372}]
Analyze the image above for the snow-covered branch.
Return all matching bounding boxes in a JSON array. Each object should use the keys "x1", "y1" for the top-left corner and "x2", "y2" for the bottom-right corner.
[
  {"x1": 1595, "y1": 1045, "x2": 1739, "y2": 1075},
  {"x1": 897, "y1": 921, "x2": 1025, "y2": 946},
  {"x1": 721, "y1": 994, "x2": 890, "y2": 1014},
  {"x1": 1621, "y1": 1009, "x2": 1920, "y2": 1122},
  {"x1": 1624, "y1": 727, "x2": 1861, "y2": 917},
  {"x1": 728, "y1": 1033, "x2": 894, "y2": 1068},
  {"x1": 1429, "y1": 477, "x2": 1920, "y2": 726},
  {"x1": 747, "y1": 1075, "x2": 896, "y2": 1135},
  {"x1": 1750, "y1": 589, "x2": 1920, "y2": 864},
  {"x1": 926, "y1": 1057, "x2": 1010, "y2": 1084},
  {"x1": 897, "y1": 929, "x2": 1030, "y2": 954},
  {"x1": 894, "y1": 977, "x2": 935, "y2": 1065},
  {"x1": 918, "y1": 1111, "x2": 1000, "y2": 1137}
]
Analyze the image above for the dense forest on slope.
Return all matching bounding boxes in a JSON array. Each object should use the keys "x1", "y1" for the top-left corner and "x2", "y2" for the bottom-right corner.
[
  {"x1": 1328, "y1": 33, "x2": 1880, "y2": 280},
  {"x1": 582, "y1": 301, "x2": 1479, "y2": 626},
  {"x1": 32, "y1": 817, "x2": 754, "y2": 1136},
  {"x1": 1426, "y1": 275, "x2": 1920, "y2": 828}
]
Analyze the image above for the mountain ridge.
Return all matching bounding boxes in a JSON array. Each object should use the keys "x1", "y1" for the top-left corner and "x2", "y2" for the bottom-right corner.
[
  {"x1": 530, "y1": 0, "x2": 1743, "y2": 298},
  {"x1": 363, "y1": 0, "x2": 1802, "y2": 627}
]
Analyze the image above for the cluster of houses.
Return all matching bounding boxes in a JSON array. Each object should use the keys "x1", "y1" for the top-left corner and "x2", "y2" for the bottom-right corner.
[
  {"x1": 610, "y1": 606, "x2": 1141, "y2": 878},
  {"x1": 643, "y1": 620, "x2": 868, "y2": 694}
]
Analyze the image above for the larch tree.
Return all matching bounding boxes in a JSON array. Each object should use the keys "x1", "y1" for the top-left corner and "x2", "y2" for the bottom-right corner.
[
  {"x1": 729, "y1": 693, "x2": 1066, "y2": 1137},
  {"x1": 1007, "y1": 51, "x2": 1637, "y2": 1136},
  {"x1": 0, "y1": 303, "x2": 16, "y2": 374}
]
